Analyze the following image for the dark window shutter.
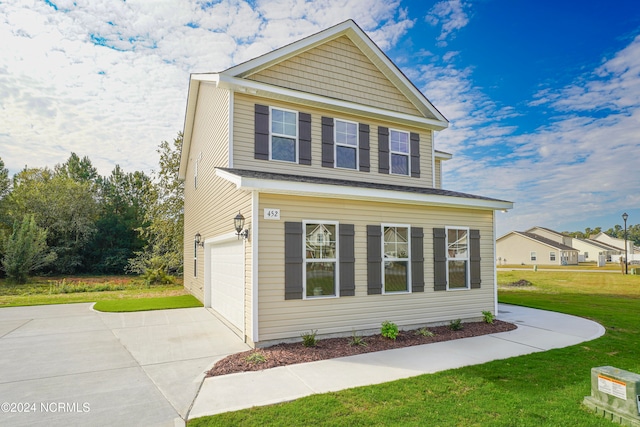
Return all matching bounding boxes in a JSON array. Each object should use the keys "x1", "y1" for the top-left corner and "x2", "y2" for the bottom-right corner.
[
  {"x1": 255, "y1": 104, "x2": 270, "y2": 160},
  {"x1": 321, "y1": 117, "x2": 334, "y2": 168},
  {"x1": 367, "y1": 225, "x2": 382, "y2": 295},
  {"x1": 411, "y1": 227, "x2": 424, "y2": 292},
  {"x1": 433, "y1": 228, "x2": 447, "y2": 291},
  {"x1": 339, "y1": 224, "x2": 355, "y2": 297},
  {"x1": 410, "y1": 132, "x2": 420, "y2": 178},
  {"x1": 298, "y1": 112, "x2": 312, "y2": 165},
  {"x1": 284, "y1": 222, "x2": 303, "y2": 300},
  {"x1": 359, "y1": 123, "x2": 370, "y2": 172},
  {"x1": 470, "y1": 229, "x2": 481, "y2": 289},
  {"x1": 378, "y1": 127, "x2": 389, "y2": 174}
]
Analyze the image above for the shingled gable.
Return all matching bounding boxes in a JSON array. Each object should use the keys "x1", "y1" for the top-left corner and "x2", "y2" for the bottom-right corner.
[{"x1": 179, "y1": 19, "x2": 448, "y2": 180}]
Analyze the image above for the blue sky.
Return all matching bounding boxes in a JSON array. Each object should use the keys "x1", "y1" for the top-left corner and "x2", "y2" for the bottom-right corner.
[{"x1": 1, "y1": 0, "x2": 638, "y2": 235}]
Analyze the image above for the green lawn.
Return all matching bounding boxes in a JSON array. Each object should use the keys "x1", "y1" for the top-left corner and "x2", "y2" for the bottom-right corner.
[
  {"x1": 93, "y1": 294, "x2": 202, "y2": 312},
  {"x1": 0, "y1": 276, "x2": 189, "y2": 307},
  {"x1": 189, "y1": 271, "x2": 640, "y2": 427}
]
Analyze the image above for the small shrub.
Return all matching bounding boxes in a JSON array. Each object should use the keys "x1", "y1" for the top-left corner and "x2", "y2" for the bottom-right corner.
[
  {"x1": 482, "y1": 310, "x2": 495, "y2": 324},
  {"x1": 416, "y1": 327, "x2": 434, "y2": 337},
  {"x1": 381, "y1": 320, "x2": 399, "y2": 340},
  {"x1": 245, "y1": 352, "x2": 267, "y2": 365},
  {"x1": 449, "y1": 319, "x2": 463, "y2": 331},
  {"x1": 301, "y1": 330, "x2": 318, "y2": 347},
  {"x1": 349, "y1": 331, "x2": 367, "y2": 347}
]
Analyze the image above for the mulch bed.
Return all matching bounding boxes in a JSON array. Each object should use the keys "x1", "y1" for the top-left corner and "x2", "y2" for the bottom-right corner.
[{"x1": 208, "y1": 320, "x2": 516, "y2": 377}]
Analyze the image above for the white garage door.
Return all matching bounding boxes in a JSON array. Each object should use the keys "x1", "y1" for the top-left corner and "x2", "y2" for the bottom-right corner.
[{"x1": 210, "y1": 240, "x2": 244, "y2": 331}]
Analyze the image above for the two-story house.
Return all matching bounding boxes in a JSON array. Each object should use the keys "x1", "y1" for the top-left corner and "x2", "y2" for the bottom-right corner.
[{"x1": 179, "y1": 20, "x2": 513, "y2": 347}]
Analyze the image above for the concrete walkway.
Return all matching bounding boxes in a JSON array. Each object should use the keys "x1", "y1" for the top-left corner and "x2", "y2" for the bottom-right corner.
[
  {"x1": 0, "y1": 304, "x2": 249, "y2": 426},
  {"x1": 189, "y1": 304, "x2": 605, "y2": 419}
]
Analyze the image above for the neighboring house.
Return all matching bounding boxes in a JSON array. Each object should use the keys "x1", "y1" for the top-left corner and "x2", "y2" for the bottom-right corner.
[
  {"x1": 525, "y1": 226, "x2": 573, "y2": 247},
  {"x1": 496, "y1": 231, "x2": 578, "y2": 266},
  {"x1": 590, "y1": 232, "x2": 637, "y2": 255},
  {"x1": 179, "y1": 20, "x2": 513, "y2": 347},
  {"x1": 572, "y1": 238, "x2": 620, "y2": 262}
]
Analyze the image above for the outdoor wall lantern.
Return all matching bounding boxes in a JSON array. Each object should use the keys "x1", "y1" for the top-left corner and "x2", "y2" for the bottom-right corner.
[
  {"x1": 194, "y1": 232, "x2": 204, "y2": 248},
  {"x1": 234, "y1": 211, "x2": 249, "y2": 240}
]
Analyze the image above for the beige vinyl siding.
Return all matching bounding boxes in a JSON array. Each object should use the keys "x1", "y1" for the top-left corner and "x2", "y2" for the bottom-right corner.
[
  {"x1": 182, "y1": 83, "x2": 254, "y2": 340},
  {"x1": 435, "y1": 159, "x2": 442, "y2": 189},
  {"x1": 233, "y1": 93, "x2": 435, "y2": 188},
  {"x1": 256, "y1": 193, "x2": 495, "y2": 344},
  {"x1": 246, "y1": 36, "x2": 422, "y2": 117}
]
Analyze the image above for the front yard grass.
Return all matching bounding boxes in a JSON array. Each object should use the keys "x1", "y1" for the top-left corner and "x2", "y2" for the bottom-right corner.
[
  {"x1": 189, "y1": 271, "x2": 640, "y2": 427},
  {"x1": 0, "y1": 276, "x2": 189, "y2": 307},
  {"x1": 93, "y1": 294, "x2": 202, "y2": 312}
]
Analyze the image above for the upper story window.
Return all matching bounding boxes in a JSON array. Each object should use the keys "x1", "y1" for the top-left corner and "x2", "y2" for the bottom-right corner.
[
  {"x1": 335, "y1": 119, "x2": 358, "y2": 169},
  {"x1": 390, "y1": 129, "x2": 410, "y2": 175},
  {"x1": 270, "y1": 107, "x2": 298, "y2": 162}
]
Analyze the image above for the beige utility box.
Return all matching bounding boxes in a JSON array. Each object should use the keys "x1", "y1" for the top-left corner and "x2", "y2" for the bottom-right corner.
[{"x1": 583, "y1": 366, "x2": 640, "y2": 426}]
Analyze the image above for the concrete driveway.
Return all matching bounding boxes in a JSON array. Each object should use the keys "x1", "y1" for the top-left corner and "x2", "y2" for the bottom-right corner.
[{"x1": 0, "y1": 303, "x2": 249, "y2": 426}]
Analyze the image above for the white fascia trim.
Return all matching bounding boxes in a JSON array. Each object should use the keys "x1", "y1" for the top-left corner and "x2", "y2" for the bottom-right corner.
[
  {"x1": 213, "y1": 74, "x2": 449, "y2": 131},
  {"x1": 215, "y1": 169, "x2": 513, "y2": 211},
  {"x1": 435, "y1": 150, "x2": 453, "y2": 160}
]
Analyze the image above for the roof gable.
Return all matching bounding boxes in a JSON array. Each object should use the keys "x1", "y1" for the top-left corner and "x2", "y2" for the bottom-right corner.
[{"x1": 498, "y1": 231, "x2": 577, "y2": 252}]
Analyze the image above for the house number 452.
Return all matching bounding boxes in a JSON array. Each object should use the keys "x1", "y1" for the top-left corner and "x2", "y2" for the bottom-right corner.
[{"x1": 264, "y1": 208, "x2": 280, "y2": 220}]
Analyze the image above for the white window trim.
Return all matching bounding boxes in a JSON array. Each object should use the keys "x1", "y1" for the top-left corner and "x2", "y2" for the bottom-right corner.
[
  {"x1": 445, "y1": 226, "x2": 470, "y2": 291},
  {"x1": 381, "y1": 223, "x2": 412, "y2": 294},
  {"x1": 530, "y1": 251, "x2": 537, "y2": 261},
  {"x1": 302, "y1": 220, "x2": 340, "y2": 300},
  {"x1": 269, "y1": 106, "x2": 299, "y2": 163},
  {"x1": 334, "y1": 118, "x2": 359, "y2": 170},
  {"x1": 389, "y1": 128, "x2": 410, "y2": 176},
  {"x1": 549, "y1": 251, "x2": 556, "y2": 261}
]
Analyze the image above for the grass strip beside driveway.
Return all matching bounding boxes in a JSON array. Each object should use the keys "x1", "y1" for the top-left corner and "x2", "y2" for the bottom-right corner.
[{"x1": 93, "y1": 294, "x2": 202, "y2": 312}]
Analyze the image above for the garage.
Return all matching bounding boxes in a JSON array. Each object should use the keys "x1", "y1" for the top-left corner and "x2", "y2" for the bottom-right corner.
[{"x1": 209, "y1": 239, "x2": 245, "y2": 331}]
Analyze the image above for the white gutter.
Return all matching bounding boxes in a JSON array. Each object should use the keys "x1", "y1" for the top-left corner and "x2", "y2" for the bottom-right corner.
[{"x1": 216, "y1": 169, "x2": 513, "y2": 211}]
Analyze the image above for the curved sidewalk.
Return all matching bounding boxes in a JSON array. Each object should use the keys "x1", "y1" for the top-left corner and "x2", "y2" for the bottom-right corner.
[{"x1": 189, "y1": 303, "x2": 605, "y2": 419}]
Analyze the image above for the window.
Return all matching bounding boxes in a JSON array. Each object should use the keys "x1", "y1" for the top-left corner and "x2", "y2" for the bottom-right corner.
[
  {"x1": 270, "y1": 107, "x2": 297, "y2": 162},
  {"x1": 335, "y1": 119, "x2": 358, "y2": 169},
  {"x1": 390, "y1": 129, "x2": 409, "y2": 175},
  {"x1": 383, "y1": 225, "x2": 410, "y2": 293},
  {"x1": 530, "y1": 252, "x2": 537, "y2": 261},
  {"x1": 447, "y1": 228, "x2": 469, "y2": 289},
  {"x1": 304, "y1": 222, "x2": 338, "y2": 298},
  {"x1": 550, "y1": 251, "x2": 556, "y2": 261},
  {"x1": 584, "y1": 252, "x2": 589, "y2": 259}
]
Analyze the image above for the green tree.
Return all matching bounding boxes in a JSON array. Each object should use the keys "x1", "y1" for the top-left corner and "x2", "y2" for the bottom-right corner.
[
  {"x1": 6, "y1": 166, "x2": 98, "y2": 274},
  {"x1": 1, "y1": 214, "x2": 57, "y2": 283},
  {"x1": 87, "y1": 166, "x2": 153, "y2": 273},
  {"x1": 129, "y1": 133, "x2": 184, "y2": 275}
]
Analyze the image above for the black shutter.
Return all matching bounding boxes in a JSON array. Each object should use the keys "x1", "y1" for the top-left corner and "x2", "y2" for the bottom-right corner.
[
  {"x1": 321, "y1": 117, "x2": 334, "y2": 168},
  {"x1": 299, "y1": 112, "x2": 312, "y2": 165},
  {"x1": 378, "y1": 127, "x2": 389, "y2": 174},
  {"x1": 284, "y1": 222, "x2": 303, "y2": 300},
  {"x1": 470, "y1": 229, "x2": 481, "y2": 289},
  {"x1": 254, "y1": 104, "x2": 270, "y2": 160},
  {"x1": 410, "y1": 132, "x2": 420, "y2": 178},
  {"x1": 359, "y1": 123, "x2": 370, "y2": 172},
  {"x1": 339, "y1": 224, "x2": 355, "y2": 296},
  {"x1": 367, "y1": 225, "x2": 382, "y2": 295},
  {"x1": 434, "y1": 228, "x2": 447, "y2": 291},
  {"x1": 411, "y1": 227, "x2": 424, "y2": 292}
]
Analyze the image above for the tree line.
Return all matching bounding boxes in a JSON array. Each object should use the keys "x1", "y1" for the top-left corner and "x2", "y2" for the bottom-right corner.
[
  {"x1": 563, "y1": 225, "x2": 640, "y2": 246},
  {"x1": 0, "y1": 134, "x2": 184, "y2": 283}
]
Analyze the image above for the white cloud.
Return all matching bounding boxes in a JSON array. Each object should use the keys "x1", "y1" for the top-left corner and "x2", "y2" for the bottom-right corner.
[
  {"x1": 425, "y1": 0, "x2": 470, "y2": 47},
  {"x1": 0, "y1": 0, "x2": 413, "y2": 177}
]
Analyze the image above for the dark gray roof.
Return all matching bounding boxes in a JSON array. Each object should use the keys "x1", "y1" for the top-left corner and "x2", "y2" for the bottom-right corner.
[
  {"x1": 218, "y1": 168, "x2": 511, "y2": 203},
  {"x1": 518, "y1": 232, "x2": 577, "y2": 251}
]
